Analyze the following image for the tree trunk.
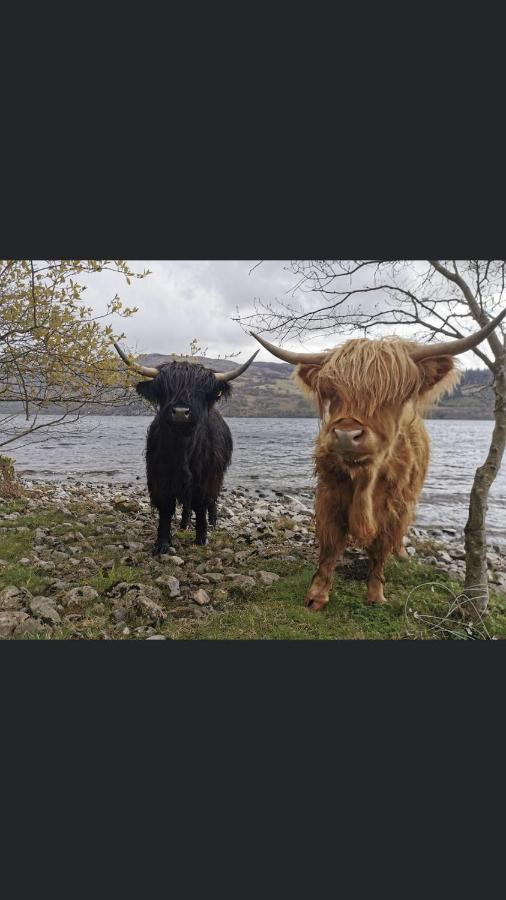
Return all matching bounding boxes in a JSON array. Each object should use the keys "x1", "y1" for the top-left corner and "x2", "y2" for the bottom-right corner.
[{"x1": 464, "y1": 355, "x2": 506, "y2": 613}]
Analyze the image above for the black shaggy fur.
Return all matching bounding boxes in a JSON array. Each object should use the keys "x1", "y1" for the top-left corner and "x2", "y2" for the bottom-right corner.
[{"x1": 136, "y1": 362, "x2": 233, "y2": 554}]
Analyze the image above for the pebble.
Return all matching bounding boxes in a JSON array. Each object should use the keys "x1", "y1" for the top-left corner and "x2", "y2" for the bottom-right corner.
[{"x1": 191, "y1": 589, "x2": 211, "y2": 606}]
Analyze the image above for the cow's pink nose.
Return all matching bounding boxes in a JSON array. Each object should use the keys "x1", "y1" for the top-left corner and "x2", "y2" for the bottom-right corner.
[{"x1": 334, "y1": 428, "x2": 364, "y2": 450}]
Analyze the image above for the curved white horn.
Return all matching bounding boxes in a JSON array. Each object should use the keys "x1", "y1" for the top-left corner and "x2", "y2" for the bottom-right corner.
[
  {"x1": 250, "y1": 332, "x2": 328, "y2": 365},
  {"x1": 215, "y1": 350, "x2": 259, "y2": 382},
  {"x1": 410, "y1": 307, "x2": 506, "y2": 361},
  {"x1": 111, "y1": 340, "x2": 159, "y2": 378}
]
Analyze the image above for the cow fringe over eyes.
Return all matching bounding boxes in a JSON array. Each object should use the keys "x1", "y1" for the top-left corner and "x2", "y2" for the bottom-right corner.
[{"x1": 296, "y1": 338, "x2": 461, "y2": 417}]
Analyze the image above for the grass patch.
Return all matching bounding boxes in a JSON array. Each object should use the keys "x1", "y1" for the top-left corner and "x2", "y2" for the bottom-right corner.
[{"x1": 2, "y1": 497, "x2": 505, "y2": 640}]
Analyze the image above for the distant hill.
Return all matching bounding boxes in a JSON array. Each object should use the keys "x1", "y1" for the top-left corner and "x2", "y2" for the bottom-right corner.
[
  {"x1": 0, "y1": 355, "x2": 495, "y2": 419},
  {"x1": 114, "y1": 355, "x2": 496, "y2": 420}
]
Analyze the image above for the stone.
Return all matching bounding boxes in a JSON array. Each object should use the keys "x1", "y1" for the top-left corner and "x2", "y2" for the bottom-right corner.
[
  {"x1": 258, "y1": 571, "x2": 280, "y2": 586},
  {"x1": 436, "y1": 551, "x2": 452, "y2": 564},
  {"x1": 29, "y1": 598, "x2": 61, "y2": 625},
  {"x1": 113, "y1": 497, "x2": 139, "y2": 513},
  {"x1": 60, "y1": 585, "x2": 99, "y2": 607},
  {"x1": 225, "y1": 574, "x2": 256, "y2": 589},
  {"x1": 0, "y1": 584, "x2": 32, "y2": 610},
  {"x1": 191, "y1": 589, "x2": 211, "y2": 606},
  {"x1": 120, "y1": 583, "x2": 162, "y2": 605},
  {"x1": 160, "y1": 555, "x2": 184, "y2": 567},
  {"x1": 155, "y1": 575, "x2": 180, "y2": 597},
  {"x1": 234, "y1": 550, "x2": 253, "y2": 564},
  {"x1": 146, "y1": 635, "x2": 167, "y2": 640},
  {"x1": 0, "y1": 610, "x2": 29, "y2": 638},
  {"x1": 120, "y1": 555, "x2": 139, "y2": 567},
  {"x1": 133, "y1": 594, "x2": 167, "y2": 622},
  {"x1": 35, "y1": 560, "x2": 56, "y2": 572},
  {"x1": 112, "y1": 607, "x2": 128, "y2": 623},
  {"x1": 14, "y1": 618, "x2": 48, "y2": 639}
]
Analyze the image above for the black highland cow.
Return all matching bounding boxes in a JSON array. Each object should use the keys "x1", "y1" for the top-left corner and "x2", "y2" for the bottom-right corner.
[{"x1": 113, "y1": 342, "x2": 258, "y2": 554}]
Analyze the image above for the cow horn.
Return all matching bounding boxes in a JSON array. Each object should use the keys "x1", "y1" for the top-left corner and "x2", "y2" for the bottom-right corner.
[
  {"x1": 250, "y1": 332, "x2": 328, "y2": 365},
  {"x1": 111, "y1": 340, "x2": 159, "y2": 378},
  {"x1": 215, "y1": 349, "x2": 260, "y2": 382},
  {"x1": 410, "y1": 307, "x2": 506, "y2": 361}
]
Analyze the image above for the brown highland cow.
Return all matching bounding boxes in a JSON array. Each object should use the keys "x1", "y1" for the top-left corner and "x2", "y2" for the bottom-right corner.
[{"x1": 252, "y1": 308, "x2": 506, "y2": 611}]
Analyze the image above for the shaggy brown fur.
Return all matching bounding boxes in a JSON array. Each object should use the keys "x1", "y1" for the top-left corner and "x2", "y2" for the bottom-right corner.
[{"x1": 294, "y1": 338, "x2": 462, "y2": 610}]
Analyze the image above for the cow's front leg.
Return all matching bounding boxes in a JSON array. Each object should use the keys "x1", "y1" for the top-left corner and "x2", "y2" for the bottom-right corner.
[
  {"x1": 180, "y1": 502, "x2": 192, "y2": 530},
  {"x1": 207, "y1": 498, "x2": 218, "y2": 528},
  {"x1": 305, "y1": 515, "x2": 347, "y2": 612},
  {"x1": 152, "y1": 498, "x2": 176, "y2": 556},
  {"x1": 365, "y1": 538, "x2": 391, "y2": 604},
  {"x1": 194, "y1": 500, "x2": 208, "y2": 545}
]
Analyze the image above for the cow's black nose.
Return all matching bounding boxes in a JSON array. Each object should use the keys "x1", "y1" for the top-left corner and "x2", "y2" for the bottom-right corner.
[{"x1": 171, "y1": 406, "x2": 191, "y2": 422}]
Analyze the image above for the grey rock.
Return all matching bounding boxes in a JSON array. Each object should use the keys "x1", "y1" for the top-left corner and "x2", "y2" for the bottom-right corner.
[
  {"x1": 0, "y1": 585, "x2": 32, "y2": 610},
  {"x1": 146, "y1": 635, "x2": 167, "y2": 640},
  {"x1": 192, "y1": 574, "x2": 211, "y2": 585},
  {"x1": 234, "y1": 550, "x2": 253, "y2": 564},
  {"x1": 0, "y1": 610, "x2": 29, "y2": 638},
  {"x1": 449, "y1": 548, "x2": 466, "y2": 560},
  {"x1": 113, "y1": 497, "x2": 139, "y2": 513},
  {"x1": 60, "y1": 585, "x2": 99, "y2": 607},
  {"x1": 258, "y1": 571, "x2": 280, "y2": 586},
  {"x1": 155, "y1": 575, "x2": 181, "y2": 597},
  {"x1": 436, "y1": 551, "x2": 453, "y2": 564},
  {"x1": 35, "y1": 559, "x2": 56, "y2": 572},
  {"x1": 133, "y1": 594, "x2": 167, "y2": 622},
  {"x1": 112, "y1": 607, "x2": 128, "y2": 623},
  {"x1": 225, "y1": 574, "x2": 256, "y2": 589},
  {"x1": 191, "y1": 588, "x2": 211, "y2": 606},
  {"x1": 160, "y1": 555, "x2": 184, "y2": 567},
  {"x1": 29, "y1": 598, "x2": 61, "y2": 625},
  {"x1": 14, "y1": 618, "x2": 48, "y2": 639}
]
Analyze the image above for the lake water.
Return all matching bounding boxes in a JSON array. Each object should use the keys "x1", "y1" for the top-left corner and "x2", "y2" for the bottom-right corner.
[{"x1": 4, "y1": 416, "x2": 506, "y2": 540}]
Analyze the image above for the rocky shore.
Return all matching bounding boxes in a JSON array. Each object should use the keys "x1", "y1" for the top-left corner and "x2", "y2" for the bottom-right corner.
[{"x1": 1, "y1": 479, "x2": 505, "y2": 640}]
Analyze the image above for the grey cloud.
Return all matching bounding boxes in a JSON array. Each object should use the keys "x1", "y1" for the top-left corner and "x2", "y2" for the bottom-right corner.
[{"x1": 80, "y1": 260, "x2": 483, "y2": 368}]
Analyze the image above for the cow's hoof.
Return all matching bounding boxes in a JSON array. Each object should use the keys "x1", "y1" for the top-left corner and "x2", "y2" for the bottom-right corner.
[
  {"x1": 365, "y1": 595, "x2": 387, "y2": 605},
  {"x1": 395, "y1": 546, "x2": 409, "y2": 561},
  {"x1": 195, "y1": 535, "x2": 208, "y2": 546},
  {"x1": 152, "y1": 540, "x2": 171, "y2": 556}
]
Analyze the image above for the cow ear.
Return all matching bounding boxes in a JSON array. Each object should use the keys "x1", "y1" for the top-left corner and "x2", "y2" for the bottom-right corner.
[
  {"x1": 416, "y1": 356, "x2": 460, "y2": 401},
  {"x1": 135, "y1": 380, "x2": 158, "y2": 404},
  {"x1": 211, "y1": 383, "x2": 231, "y2": 404},
  {"x1": 295, "y1": 364, "x2": 322, "y2": 392}
]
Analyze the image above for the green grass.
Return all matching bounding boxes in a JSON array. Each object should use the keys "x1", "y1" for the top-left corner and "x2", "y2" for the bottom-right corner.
[
  {"x1": 1, "y1": 499, "x2": 505, "y2": 640},
  {"x1": 147, "y1": 557, "x2": 506, "y2": 640}
]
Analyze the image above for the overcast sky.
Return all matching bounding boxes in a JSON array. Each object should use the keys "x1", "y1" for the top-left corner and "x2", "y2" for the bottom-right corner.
[
  {"x1": 82, "y1": 260, "x2": 323, "y2": 361},
  {"x1": 81, "y1": 260, "x2": 485, "y2": 368}
]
